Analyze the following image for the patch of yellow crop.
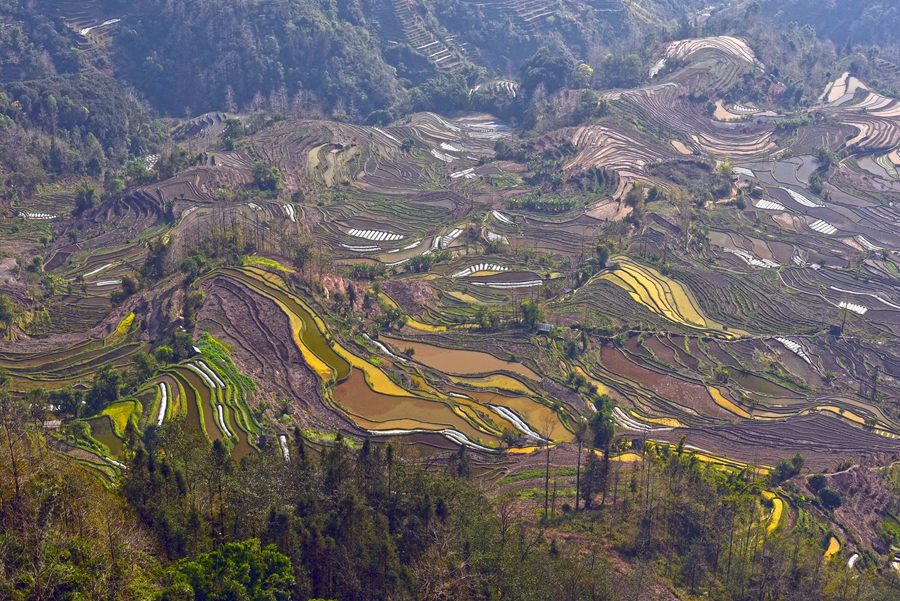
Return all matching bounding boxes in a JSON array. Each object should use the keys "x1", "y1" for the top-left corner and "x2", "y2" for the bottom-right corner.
[
  {"x1": 607, "y1": 268, "x2": 680, "y2": 322},
  {"x1": 612, "y1": 451, "x2": 643, "y2": 462},
  {"x1": 116, "y1": 312, "x2": 134, "y2": 336},
  {"x1": 574, "y1": 366, "x2": 610, "y2": 396},
  {"x1": 506, "y1": 445, "x2": 542, "y2": 454},
  {"x1": 599, "y1": 267, "x2": 693, "y2": 325},
  {"x1": 632, "y1": 411, "x2": 684, "y2": 428},
  {"x1": 816, "y1": 406, "x2": 865, "y2": 425},
  {"x1": 406, "y1": 319, "x2": 448, "y2": 332},
  {"x1": 825, "y1": 536, "x2": 840, "y2": 559},
  {"x1": 595, "y1": 259, "x2": 740, "y2": 337},
  {"x1": 467, "y1": 270, "x2": 504, "y2": 277},
  {"x1": 709, "y1": 387, "x2": 751, "y2": 418},
  {"x1": 107, "y1": 312, "x2": 135, "y2": 343},
  {"x1": 101, "y1": 400, "x2": 138, "y2": 435},
  {"x1": 762, "y1": 491, "x2": 784, "y2": 533},
  {"x1": 450, "y1": 374, "x2": 535, "y2": 396},
  {"x1": 631, "y1": 262, "x2": 707, "y2": 326},
  {"x1": 243, "y1": 256, "x2": 295, "y2": 273},
  {"x1": 444, "y1": 291, "x2": 482, "y2": 304}
]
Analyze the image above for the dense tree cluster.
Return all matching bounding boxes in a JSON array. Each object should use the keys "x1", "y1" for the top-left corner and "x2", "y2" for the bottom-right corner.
[
  {"x1": 0, "y1": 73, "x2": 167, "y2": 200},
  {"x1": 113, "y1": 0, "x2": 402, "y2": 118},
  {"x1": 4, "y1": 383, "x2": 900, "y2": 600},
  {"x1": 0, "y1": 0, "x2": 83, "y2": 81}
]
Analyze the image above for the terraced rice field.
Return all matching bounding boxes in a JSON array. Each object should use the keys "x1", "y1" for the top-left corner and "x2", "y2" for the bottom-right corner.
[
  {"x1": 11, "y1": 27, "x2": 900, "y2": 489},
  {"x1": 217, "y1": 268, "x2": 350, "y2": 382},
  {"x1": 208, "y1": 268, "x2": 572, "y2": 445},
  {"x1": 88, "y1": 415, "x2": 124, "y2": 456},
  {"x1": 448, "y1": 385, "x2": 570, "y2": 440},
  {"x1": 762, "y1": 491, "x2": 785, "y2": 533},
  {"x1": 563, "y1": 125, "x2": 676, "y2": 193},
  {"x1": 386, "y1": 337, "x2": 540, "y2": 379},
  {"x1": 592, "y1": 258, "x2": 728, "y2": 335},
  {"x1": 449, "y1": 373, "x2": 536, "y2": 396}
]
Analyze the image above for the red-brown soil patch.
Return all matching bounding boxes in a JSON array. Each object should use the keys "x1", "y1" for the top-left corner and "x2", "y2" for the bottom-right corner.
[
  {"x1": 600, "y1": 344, "x2": 733, "y2": 419},
  {"x1": 381, "y1": 279, "x2": 437, "y2": 316}
]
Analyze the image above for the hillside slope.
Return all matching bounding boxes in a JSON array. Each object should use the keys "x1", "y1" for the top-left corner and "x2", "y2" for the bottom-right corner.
[{"x1": 760, "y1": 0, "x2": 900, "y2": 46}]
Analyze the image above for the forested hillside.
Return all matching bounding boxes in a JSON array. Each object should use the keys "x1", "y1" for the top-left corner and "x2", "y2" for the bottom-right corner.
[
  {"x1": 4, "y1": 395, "x2": 900, "y2": 599},
  {"x1": 112, "y1": 0, "x2": 403, "y2": 118},
  {"x1": 759, "y1": 0, "x2": 900, "y2": 47}
]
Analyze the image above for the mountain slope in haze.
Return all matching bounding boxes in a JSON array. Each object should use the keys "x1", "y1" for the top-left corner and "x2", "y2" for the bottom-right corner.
[
  {"x1": 112, "y1": 0, "x2": 403, "y2": 118},
  {"x1": 760, "y1": 0, "x2": 900, "y2": 47},
  {"x1": 102, "y1": 0, "x2": 714, "y2": 119}
]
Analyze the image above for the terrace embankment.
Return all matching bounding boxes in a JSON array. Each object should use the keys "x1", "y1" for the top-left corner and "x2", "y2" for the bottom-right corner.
[
  {"x1": 197, "y1": 275, "x2": 357, "y2": 432},
  {"x1": 333, "y1": 370, "x2": 492, "y2": 443},
  {"x1": 652, "y1": 414, "x2": 900, "y2": 471}
]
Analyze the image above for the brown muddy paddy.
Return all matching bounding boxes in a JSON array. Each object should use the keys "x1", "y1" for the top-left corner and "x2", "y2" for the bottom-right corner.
[
  {"x1": 730, "y1": 372, "x2": 801, "y2": 398},
  {"x1": 448, "y1": 386, "x2": 571, "y2": 441},
  {"x1": 334, "y1": 370, "x2": 492, "y2": 443},
  {"x1": 386, "y1": 338, "x2": 539, "y2": 380},
  {"x1": 600, "y1": 344, "x2": 734, "y2": 419},
  {"x1": 226, "y1": 403, "x2": 255, "y2": 461},
  {"x1": 170, "y1": 369, "x2": 256, "y2": 459},
  {"x1": 169, "y1": 371, "x2": 201, "y2": 431}
]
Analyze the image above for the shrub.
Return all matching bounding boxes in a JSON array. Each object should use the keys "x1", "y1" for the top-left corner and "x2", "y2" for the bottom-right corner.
[
  {"x1": 72, "y1": 182, "x2": 99, "y2": 215},
  {"x1": 771, "y1": 452, "x2": 805, "y2": 484},
  {"x1": 819, "y1": 488, "x2": 842, "y2": 510},
  {"x1": 808, "y1": 473, "x2": 828, "y2": 493},
  {"x1": 155, "y1": 346, "x2": 174, "y2": 364},
  {"x1": 252, "y1": 161, "x2": 281, "y2": 191},
  {"x1": 714, "y1": 367, "x2": 730, "y2": 383}
]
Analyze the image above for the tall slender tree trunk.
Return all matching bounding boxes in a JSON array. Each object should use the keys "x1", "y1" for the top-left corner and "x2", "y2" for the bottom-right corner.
[
  {"x1": 575, "y1": 439, "x2": 582, "y2": 511},
  {"x1": 543, "y1": 441, "x2": 551, "y2": 521}
]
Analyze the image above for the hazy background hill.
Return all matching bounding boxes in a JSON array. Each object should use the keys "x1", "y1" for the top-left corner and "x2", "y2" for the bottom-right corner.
[{"x1": 760, "y1": 0, "x2": 900, "y2": 47}]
